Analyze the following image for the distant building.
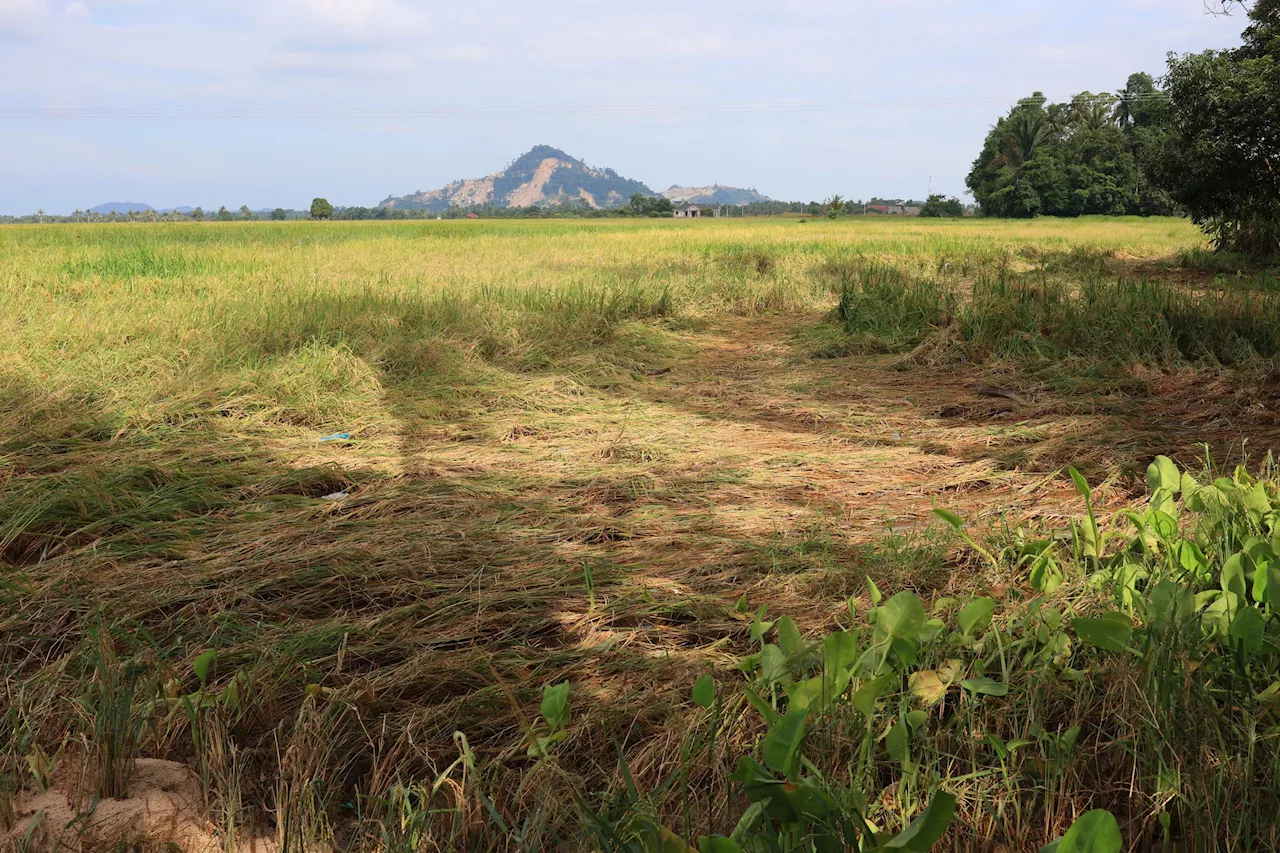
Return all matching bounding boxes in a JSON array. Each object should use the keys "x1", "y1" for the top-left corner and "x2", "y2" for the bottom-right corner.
[{"x1": 673, "y1": 202, "x2": 724, "y2": 218}]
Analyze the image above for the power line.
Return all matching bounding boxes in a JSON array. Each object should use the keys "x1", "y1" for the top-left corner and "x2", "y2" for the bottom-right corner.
[{"x1": 0, "y1": 93, "x2": 1174, "y2": 121}]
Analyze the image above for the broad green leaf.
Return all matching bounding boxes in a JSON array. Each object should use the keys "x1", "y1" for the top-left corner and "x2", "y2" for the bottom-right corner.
[
  {"x1": 867, "y1": 577, "x2": 883, "y2": 605},
  {"x1": 728, "y1": 801, "x2": 766, "y2": 843},
  {"x1": 760, "y1": 644, "x2": 789, "y2": 687},
  {"x1": 776, "y1": 617, "x2": 806, "y2": 661},
  {"x1": 1175, "y1": 539, "x2": 1209, "y2": 577},
  {"x1": 787, "y1": 676, "x2": 825, "y2": 711},
  {"x1": 854, "y1": 674, "x2": 894, "y2": 716},
  {"x1": 885, "y1": 718, "x2": 910, "y2": 764},
  {"x1": 879, "y1": 592, "x2": 927, "y2": 641},
  {"x1": 1077, "y1": 517, "x2": 1098, "y2": 560},
  {"x1": 697, "y1": 837, "x2": 743, "y2": 853},
  {"x1": 1222, "y1": 553, "x2": 1250, "y2": 600},
  {"x1": 1147, "y1": 456, "x2": 1180, "y2": 494},
  {"x1": 932, "y1": 507, "x2": 965, "y2": 530},
  {"x1": 743, "y1": 686, "x2": 780, "y2": 725},
  {"x1": 1254, "y1": 563, "x2": 1280, "y2": 604},
  {"x1": 749, "y1": 606, "x2": 774, "y2": 644},
  {"x1": 906, "y1": 709, "x2": 929, "y2": 729},
  {"x1": 1030, "y1": 554, "x2": 1063, "y2": 594},
  {"x1": 761, "y1": 706, "x2": 808, "y2": 777},
  {"x1": 1145, "y1": 508, "x2": 1178, "y2": 538},
  {"x1": 526, "y1": 729, "x2": 567, "y2": 758},
  {"x1": 890, "y1": 636, "x2": 920, "y2": 668},
  {"x1": 1072, "y1": 614, "x2": 1132, "y2": 653},
  {"x1": 193, "y1": 649, "x2": 217, "y2": 684},
  {"x1": 1069, "y1": 467, "x2": 1092, "y2": 499},
  {"x1": 1243, "y1": 482, "x2": 1272, "y2": 517},
  {"x1": 1229, "y1": 605, "x2": 1265, "y2": 655},
  {"x1": 1054, "y1": 809, "x2": 1122, "y2": 853},
  {"x1": 692, "y1": 674, "x2": 714, "y2": 709},
  {"x1": 959, "y1": 677, "x2": 1008, "y2": 697},
  {"x1": 883, "y1": 792, "x2": 957, "y2": 851},
  {"x1": 821, "y1": 631, "x2": 858, "y2": 689},
  {"x1": 1253, "y1": 563, "x2": 1280, "y2": 606},
  {"x1": 540, "y1": 681, "x2": 571, "y2": 728},
  {"x1": 918, "y1": 618, "x2": 946, "y2": 643},
  {"x1": 958, "y1": 597, "x2": 998, "y2": 637}
]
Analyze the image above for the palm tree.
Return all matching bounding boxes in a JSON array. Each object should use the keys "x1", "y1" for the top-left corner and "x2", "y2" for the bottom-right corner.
[
  {"x1": 1111, "y1": 97, "x2": 1133, "y2": 128},
  {"x1": 827, "y1": 194, "x2": 845, "y2": 219},
  {"x1": 1071, "y1": 93, "x2": 1115, "y2": 131},
  {"x1": 1001, "y1": 110, "x2": 1050, "y2": 167}
]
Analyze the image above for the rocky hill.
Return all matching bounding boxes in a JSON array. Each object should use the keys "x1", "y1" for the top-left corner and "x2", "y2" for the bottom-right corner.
[
  {"x1": 662, "y1": 184, "x2": 773, "y2": 205},
  {"x1": 379, "y1": 146, "x2": 654, "y2": 211}
]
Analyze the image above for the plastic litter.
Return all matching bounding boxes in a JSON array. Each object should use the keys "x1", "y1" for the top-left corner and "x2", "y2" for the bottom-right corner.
[
  {"x1": 320, "y1": 432, "x2": 351, "y2": 442},
  {"x1": 322, "y1": 492, "x2": 349, "y2": 501}
]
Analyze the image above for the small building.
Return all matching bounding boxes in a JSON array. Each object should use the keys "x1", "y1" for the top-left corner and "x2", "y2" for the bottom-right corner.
[{"x1": 673, "y1": 202, "x2": 724, "y2": 219}]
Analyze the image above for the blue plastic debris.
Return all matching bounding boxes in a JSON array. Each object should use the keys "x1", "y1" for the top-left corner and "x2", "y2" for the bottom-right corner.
[{"x1": 320, "y1": 432, "x2": 351, "y2": 442}]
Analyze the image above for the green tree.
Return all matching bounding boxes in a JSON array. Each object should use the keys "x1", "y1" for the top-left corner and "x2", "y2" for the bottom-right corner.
[
  {"x1": 191, "y1": 207, "x2": 205, "y2": 221},
  {"x1": 968, "y1": 83, "x2": 1177, "y2": 219},
  {"x1": 1159, "y1": 0, "x2": 1280, "y2": 258},
  {"x1": 826, "y1": 194, "x2": 845, "y2": 219},
  {"x1": 238, "y1": 205, "x2": 253, "y2": 220},
  {"x1": 310, "y1": 197, "x2": 334, "y2": 220},
  {"x1": 270, "y1": 208, "x2": 287, "y2": 221},
  {"x1": 918, "y1": 194, "x2": 964, "y2": 217},
  {"x1": 628, "y1": 193, "x2": 673, "y2": 216},
  {"x1": 217, "y1": 206, "x2": 233, "y2": 221}
]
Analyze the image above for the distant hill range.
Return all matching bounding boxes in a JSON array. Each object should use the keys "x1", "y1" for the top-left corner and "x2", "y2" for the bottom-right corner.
[
  {"x1": 379, "y1": 145, "x2": 652, "y2": 211},
  {"x1": 662, "y1": 184, "x2": 773, "y2": 205},
  {"x1": 380, "y1": 145, "x2": 773, "y2": 211},
  {"x1": 89, "y1": 202, "x2": 154, "y2": 214}
]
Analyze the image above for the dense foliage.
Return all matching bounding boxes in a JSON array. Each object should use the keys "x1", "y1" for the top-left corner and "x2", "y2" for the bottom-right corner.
[
  {"x1": 966, "y1": 81, "x2": 1176, "y2": 218},
  {"x1": 309, "y1": 197, "x2": 334, "y2": 220},
  {"x1": 918, "y1": 194, "x2": 964, "y2": 218},
  {"x1": 1161, "y1": 0, "x2": 1280, "y2": 258},
  {"x1": 629, "y1": 193, "x2": 675, "y2": 216}
]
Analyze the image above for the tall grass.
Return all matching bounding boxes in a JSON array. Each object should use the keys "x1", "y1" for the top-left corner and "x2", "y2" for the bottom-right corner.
[
  {"x1": 6, "y1": 216, "x2": 1267, "y2": 853},
  {"x1": 832, "y1": 256, "x2": 1280, "y2": 367}
]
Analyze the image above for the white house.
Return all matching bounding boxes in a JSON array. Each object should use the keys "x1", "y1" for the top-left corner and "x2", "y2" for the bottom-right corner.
[{"x1": 673, "y1": 202, "x2": 724, "y2": 218}]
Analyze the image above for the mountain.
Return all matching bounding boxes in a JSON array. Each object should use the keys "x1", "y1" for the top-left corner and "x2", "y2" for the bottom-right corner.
[
  {"x1": 662, "y1": 184, "x2": 773, "y2": 205},
  {"x1": 89, "y1": 202, "x2": 154, "y2": 214},
  {"x1": 379, "y1": 145, "x2": 655, "y2": 211}
]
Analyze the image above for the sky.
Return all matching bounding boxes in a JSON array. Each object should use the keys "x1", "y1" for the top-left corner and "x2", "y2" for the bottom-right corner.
[{"x1": 0, "y1": 0, "x2": 1250, "y2": 215}]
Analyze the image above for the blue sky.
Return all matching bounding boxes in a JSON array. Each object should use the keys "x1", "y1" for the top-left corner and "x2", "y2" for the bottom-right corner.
[{"x1": 0, "y1": 0, "x2": 1248, "y2": 214}]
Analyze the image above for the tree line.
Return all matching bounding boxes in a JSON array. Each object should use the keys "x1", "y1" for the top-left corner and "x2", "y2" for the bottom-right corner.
[{"x1": 968, "y1": 0, "x2": 1278, "y2": 258}]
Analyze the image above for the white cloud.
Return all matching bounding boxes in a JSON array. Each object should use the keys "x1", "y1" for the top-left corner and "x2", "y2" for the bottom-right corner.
[
  {"x1": 0, "y1": 0, "x2": 55, "y2": 41},
  {"x1": 258, "y1": 0, "x2": 431, "y2": 47}
]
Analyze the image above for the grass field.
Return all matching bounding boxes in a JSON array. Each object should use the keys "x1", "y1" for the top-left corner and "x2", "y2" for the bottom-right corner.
[{"x1": 4, "y1": 216, "x2": 1280, "y2": 852}]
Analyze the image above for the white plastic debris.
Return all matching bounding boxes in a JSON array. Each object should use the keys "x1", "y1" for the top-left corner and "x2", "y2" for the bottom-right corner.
[{"x1": 322, "y1": 492, "x2": 349, "y2": 501}]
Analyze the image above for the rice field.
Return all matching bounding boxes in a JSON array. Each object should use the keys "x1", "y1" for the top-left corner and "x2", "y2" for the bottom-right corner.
[{"x1": 4, "y1": 216, "x2": 1280, "y2": 852}]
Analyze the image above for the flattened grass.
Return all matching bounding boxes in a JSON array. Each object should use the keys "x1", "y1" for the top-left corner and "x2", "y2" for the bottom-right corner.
[{"x1": 10, "y1": 216, "x2": 1276, "y2": 851}]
